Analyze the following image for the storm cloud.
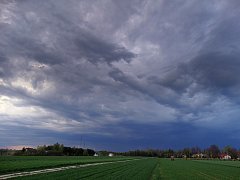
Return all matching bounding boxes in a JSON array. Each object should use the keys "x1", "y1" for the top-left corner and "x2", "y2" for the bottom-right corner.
[{"x1": 1, "y1": 0, "x2": 240, "y2": 150}]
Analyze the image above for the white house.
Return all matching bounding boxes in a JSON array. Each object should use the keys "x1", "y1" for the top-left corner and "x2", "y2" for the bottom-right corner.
[
  {"x1": 223, "y1": 154, "x2": 231, "y2": 160},
  {"x1": 108, "y1": 153, "x2": 114, "y2": 157},
  {"x1": 93, "y1": 153, "x2": 99, "y2": 157},
  {"x1": 192, "y1": 153, "x2": 207, "y2": 158},
  {"x1": 220, "y1": 153, "x2": 231, "y2": 160}
]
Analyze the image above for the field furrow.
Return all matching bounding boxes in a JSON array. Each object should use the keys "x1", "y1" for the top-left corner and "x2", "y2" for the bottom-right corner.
[
  {"x1": 0, "y1": 156, "x2": 134, "y2": 175},
  {"x1": 13, "y1": 159, "x2": 157, "y2": 180},
  {"x1": 153, "y1": 159, "x2": 240, "y2": 179},
  {"x1": 2, "y1": 156, "x2": 240, "y2": 180}
]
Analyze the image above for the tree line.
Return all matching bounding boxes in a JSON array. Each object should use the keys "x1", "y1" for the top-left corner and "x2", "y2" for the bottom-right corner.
[
  {"x1": 116, "y1": 145, "x2": 240, "y2": 159},
  {"x1": 1, "y1": 144, "x2": 239, "y2": 159},
  {"x1": 0, "y1": 143, "x2": 95, "y2": 156}
]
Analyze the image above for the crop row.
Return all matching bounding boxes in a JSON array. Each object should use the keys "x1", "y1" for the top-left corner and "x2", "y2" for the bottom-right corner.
[
  {"x1": 3, "y1": 157, "x2": 240, "y2": 179},
  {"x1": 16, "y1": 158, "x2": 158, "y2": 180},
  {"x1": 0, "y1": 156, "x2": 135, "y2": 175},
  {"x1": 194, "y1": 159, "x2": 240, "y2": 167},
  {"x1": 155, "y1": 159, "x2": 240, "y2": 179}
]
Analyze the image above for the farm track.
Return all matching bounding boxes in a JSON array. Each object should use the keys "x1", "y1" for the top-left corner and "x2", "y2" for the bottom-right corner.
[{"x1": 0, "y1": 158, "x2": 141, "y2": 180}]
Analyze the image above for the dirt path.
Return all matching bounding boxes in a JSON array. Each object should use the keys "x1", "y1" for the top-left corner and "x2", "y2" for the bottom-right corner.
[{"x1": 0, "y1": 159, "x2": 140, "y2": 179}]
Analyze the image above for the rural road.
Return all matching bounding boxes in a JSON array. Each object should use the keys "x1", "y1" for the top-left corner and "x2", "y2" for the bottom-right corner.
[{"x1": 0, "y1": 159, "x2": 140, "y2": 179}]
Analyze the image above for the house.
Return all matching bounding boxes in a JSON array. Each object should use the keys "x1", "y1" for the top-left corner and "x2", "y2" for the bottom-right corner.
[
  {"x1": 93, "y1": 153, "x2": 99, "y2": 157},
  {"x1": 182, "y1": 155, "x2": 187, "y2": 159},
  {"x1": 192, "y1": 153, "x2": 208, "y2": 158},
  {"x1": 108, "y1": 153, "x2": 114, "y2": 157},
  {"x1": 224, "y1": 155, "x2": 231, "y2": 160},
  {"x1": 220, "y1": 154, "x2": 231, "y2": 160}
]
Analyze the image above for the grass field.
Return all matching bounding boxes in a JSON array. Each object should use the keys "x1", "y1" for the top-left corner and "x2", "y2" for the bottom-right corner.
[
  {"x1": 0, "y1": 156, "x2": 134, "y2": 175},
  {"x1": 15, "y1": 158, "x2": 158, "y2": 180},
  {"x1": 193, "y1": 159, "x2": 240, "y2": 167},
  {"x1": 153, "y1": 159, "x2": 240, "y2": 179},
  {"x1": 1, "y1": 157, "x2": 240, "y2": 179}
]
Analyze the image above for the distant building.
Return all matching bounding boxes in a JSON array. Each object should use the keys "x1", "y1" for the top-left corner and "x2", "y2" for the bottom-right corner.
[
  {"x1": 220, "y1": 154, "x2": 231, "y2": 160},
  {"x1": 109, "y1": 153, "x2": 114, "y2": 157},
  {"x1": 192, "y1": 153, "x2": 208, "y2": 158},
  {"x1": 182, "y1": 155, "x2": 187, "y2": 159},
  {"x1": 94, "y1": 153, "x2": 99, "y2": 157}
]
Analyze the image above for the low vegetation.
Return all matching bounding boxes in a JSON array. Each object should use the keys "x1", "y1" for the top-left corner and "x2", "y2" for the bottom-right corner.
[
  {"x1": 1, "y1": 143, "x2": 240, "y2": 179},
  {"x1": 0, "y1": 156, "x2": 134, "y2": 175},
  {"x1": 1, "y1": 157, "x2": 240, "y2": 179},
  {"x1": 0, "y1": 143, "x2": 95, "y2": 156},
  {"x1": 1, "y1": 143, "x2": 240, "y2": 160},
  {"x1": 1, "y1": 157, "x2": 240, "y2": 180},
  {"x1": 15, "y1": 158, "x2": 158, "y2": 180},
  {"x1": 152, "y1": 158, "x2": 240, "y2": 179}
]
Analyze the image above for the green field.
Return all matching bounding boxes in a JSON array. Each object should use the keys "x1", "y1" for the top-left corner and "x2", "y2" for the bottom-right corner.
[
  {"x1": 0, "y1": 156, "x2": 134, "y2": 175},
  {"x1": 1, "y1": 157, "x2": 240, "y2": 179},
  {"x1": 15, "y1": 158, "x2": 157, "y2": 180},
  {"x1": 154, "y1": 159, "x2": 240, "y2": 179}
]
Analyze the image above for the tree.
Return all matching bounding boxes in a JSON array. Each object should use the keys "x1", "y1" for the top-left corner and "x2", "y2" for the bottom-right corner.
[
  {"x1": 191, "y1": 147, "x2": 201, "y2": 154},
  {"x1": 207, "y1": 145, "x2": 220, "y2": 158},
  {"x1": 224, "y1": 145, "x2": 238, "y2": 159},
  {"x1": 183, "y1": 148, "x2": 191, "y2": 158},
  {"x1": 87, "y1": 149, "x2": 95, "y2": 156},
  {"x1": 83, "y1": 149, "x2": 89, "y2": 156},
  {"x1": 22, "y1": 147, "x2": 26, "y2": 153},
  {"x1": 37, "y1": 145, "x2": 47, "y2": 155}
]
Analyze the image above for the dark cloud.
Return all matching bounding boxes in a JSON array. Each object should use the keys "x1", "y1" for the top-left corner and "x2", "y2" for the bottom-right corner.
[
  {"x1": 158, "y1": 52, "x2": 240, "y2": 93},
  {"x1": 2, "y1": 6, "x2": 134, "y2": 64},
  {"x1": 188, "y1": 53, "x2": 240, "y2": 89},
  {"x1": 1, "y1": 0, "x2": 240, "y2": 150},
  {"x1": 74, "y1": 34, "x2": 135, "y2": 65}
]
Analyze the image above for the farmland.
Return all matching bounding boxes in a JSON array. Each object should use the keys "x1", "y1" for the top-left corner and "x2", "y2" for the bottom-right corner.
[
  {"x1": 1, "y1": 157, "x2": 240, "y2": 179},
  {"x1": 156, "y1": 159, "x2": 240, "y2": 179},
  {"x1": 0, "y1": 156, "x2": 134, "y2": 175},
  {"x1": 14, "y1": 158, "x2": 157, "y2": 180}
]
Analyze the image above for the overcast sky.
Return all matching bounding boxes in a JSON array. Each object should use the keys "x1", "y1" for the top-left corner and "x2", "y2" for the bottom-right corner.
[{"x1": 1, "y1": 0, "x2": 240, "y2": 151}]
